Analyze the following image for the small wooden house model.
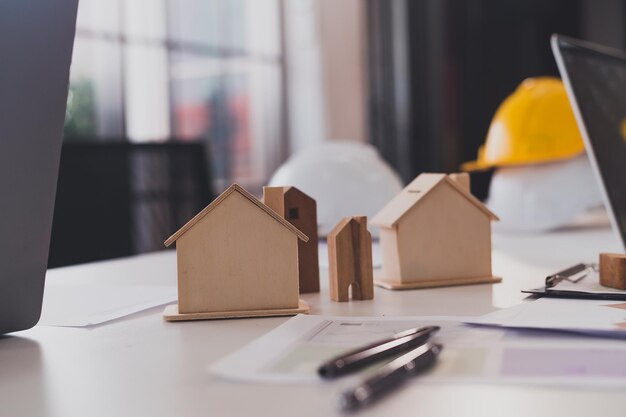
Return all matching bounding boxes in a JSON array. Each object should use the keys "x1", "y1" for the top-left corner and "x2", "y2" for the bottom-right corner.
[
  {"x1": 163, "y1": 184, "x2": 310, "y2": 321},
  {"x1": 371, "y1": 173, "x2": 500, "y2": 290},
  {"x1": 263, "y1": 186, "x2": 320, "y2": 293}
]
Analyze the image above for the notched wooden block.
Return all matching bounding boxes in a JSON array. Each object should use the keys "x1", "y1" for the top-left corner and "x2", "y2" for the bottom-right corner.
[
  {"x1": 600, "y1": 253, "x2": 626, "y2": 290},
  {"x1": 328, "y1": 216, "x2": 374, "y2": 302}
]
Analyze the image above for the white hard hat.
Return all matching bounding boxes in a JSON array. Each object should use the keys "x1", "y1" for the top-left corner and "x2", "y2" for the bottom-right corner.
[
  {"x1": 486, "y1": 154, "x2": 604, "y2": 232},
  {"x1": 269, "y1": 141, "x2": 403, "y2": 236}
]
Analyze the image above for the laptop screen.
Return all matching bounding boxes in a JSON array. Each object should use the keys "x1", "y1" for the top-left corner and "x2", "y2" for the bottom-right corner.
[
  {"x1": 0, "y1": 0, "x2": 78, "y2": 334},
  {"x1": 553, "y1": 36, "x2": 626, "y2": 250}
]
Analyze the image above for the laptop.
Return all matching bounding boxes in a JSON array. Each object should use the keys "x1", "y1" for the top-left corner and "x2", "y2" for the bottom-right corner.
[
  {"x1": 552, "y1": 35, "x2": 626, "y2": 253},
  {"x1": 0, "y1": 0, "x2": 78, "y2": 334}
]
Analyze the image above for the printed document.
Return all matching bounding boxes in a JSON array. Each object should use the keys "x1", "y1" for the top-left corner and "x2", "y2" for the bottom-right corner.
[{"x1": 211, "y1": 314, "x2": 626, "y2": 388}]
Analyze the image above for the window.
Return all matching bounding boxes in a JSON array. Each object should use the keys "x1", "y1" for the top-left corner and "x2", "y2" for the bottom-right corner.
[{"x1": 67, "y1": 0, "x2": 287, "y2": 192}]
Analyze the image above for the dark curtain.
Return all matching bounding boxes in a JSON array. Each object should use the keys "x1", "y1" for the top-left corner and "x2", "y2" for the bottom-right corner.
[{"x1": 367, "y1": 0, "x2": 626, "y2": 199}]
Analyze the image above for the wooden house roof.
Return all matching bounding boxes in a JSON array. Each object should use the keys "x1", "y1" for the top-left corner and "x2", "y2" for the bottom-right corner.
[
  {"x1": 328, "y1": 216, "x2": 353, "y2": 236},
  {"x1": 370, "y1": 173, "x2": 499, "y2": 228},
  {"x1": 266, "y1": 185, "x2": 316, "y2": 204},
  {"x1": 164, "y1": 183, "x2": 309, "y2": 247},
  {"x1": 283, "y1": 186, "x2": 313, "y2": 200}
]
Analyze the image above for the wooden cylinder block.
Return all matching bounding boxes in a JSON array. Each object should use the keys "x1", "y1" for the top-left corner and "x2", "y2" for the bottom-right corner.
[{"x1": 599, "y1": 253, "x2": 626, "y2": 290}]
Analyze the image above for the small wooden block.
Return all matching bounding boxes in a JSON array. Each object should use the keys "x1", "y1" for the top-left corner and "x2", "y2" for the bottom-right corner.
[
  {"x1": 263, "y1": 186, "x2": 320, "y2": 294},
  {"x1": 163, "y1": 300, "x2": 310, "y2": 322},
  {"x1": 599, "y1": 253, "x2": 626, "y2": 290},
  {"x1": 374, "y1": 275, "x2": 501, "y2": 290}
]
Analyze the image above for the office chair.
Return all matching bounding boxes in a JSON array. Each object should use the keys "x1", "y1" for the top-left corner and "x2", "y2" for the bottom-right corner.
[{"x1": 48, "y1": 141, "x2": 214, "y2": 267}]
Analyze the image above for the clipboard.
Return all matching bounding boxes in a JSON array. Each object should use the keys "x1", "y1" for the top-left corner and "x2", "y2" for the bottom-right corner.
[{"x1": 522, "y1": 263, "x2": 626, "y2": 301}]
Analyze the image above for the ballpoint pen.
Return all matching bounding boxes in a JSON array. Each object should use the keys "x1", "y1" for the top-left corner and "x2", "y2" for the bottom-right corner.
[
  {"x1": 318, "y1": 326, "x2": 440, "y2": 379},
  {"x1": 338, "y1": 342, "x2": 443, "y2": 412}
]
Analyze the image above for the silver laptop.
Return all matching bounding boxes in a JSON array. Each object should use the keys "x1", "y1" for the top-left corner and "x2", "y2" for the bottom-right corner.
[
  {"x1": 553, "y1": 35, "x2": 626, "y2": 252},
  {"x1": 0, "y1": 0, "x2": 78, "y2": 334}
]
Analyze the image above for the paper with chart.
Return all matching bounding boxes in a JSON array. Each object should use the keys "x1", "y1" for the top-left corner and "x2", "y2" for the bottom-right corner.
[{"x1": 210, "y1": 314, "x2": 626, "y2": 388}]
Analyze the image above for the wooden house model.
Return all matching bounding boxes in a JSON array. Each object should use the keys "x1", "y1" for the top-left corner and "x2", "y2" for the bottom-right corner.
[
  {"x1": 371, "y1": 173, "x2": 500, "y2": 290},
  {"x1": 163, "y1": 183, "x2": 310, "y2": 321},
  {"x1": 263, "y1": 186, "x2": 320, "y2": 293}
]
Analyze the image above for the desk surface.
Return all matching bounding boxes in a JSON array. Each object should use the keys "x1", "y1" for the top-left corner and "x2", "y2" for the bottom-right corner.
[{"x1": 1, "y1": 227, "x2": 623, "y2": 417}]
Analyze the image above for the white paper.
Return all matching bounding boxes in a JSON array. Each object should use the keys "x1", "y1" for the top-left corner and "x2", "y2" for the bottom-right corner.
[
  {"x1": 210, "y1": 314, "x2": 626, "y2": 388},
  {"x1": 466, "y1": 298, "x2": 626, "y2": 337},
  {"x1": 549, "y1": 274, "x2": 626, "y2": 295},
  {"x1": 39, "y1": 282, "x2": 176, "y2": 327}
]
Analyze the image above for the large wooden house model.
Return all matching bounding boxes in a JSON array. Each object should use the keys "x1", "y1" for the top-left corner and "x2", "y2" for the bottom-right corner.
[
  {"x1": 371, "y1": 173, "x2": 500, "y2": 290},
  {"x1": 163, "y1": 184, "x2": 310, "y2": 321}
]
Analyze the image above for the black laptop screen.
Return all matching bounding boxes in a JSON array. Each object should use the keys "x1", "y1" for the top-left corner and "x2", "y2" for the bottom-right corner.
[{"x1": 557, "y1": 38, "x2": 626, "y2": 248}]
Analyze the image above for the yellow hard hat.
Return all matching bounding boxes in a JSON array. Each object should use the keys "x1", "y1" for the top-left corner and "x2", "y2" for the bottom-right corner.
[{"x1": 462, "y1": 77, "x2": 585, "y2": 171}]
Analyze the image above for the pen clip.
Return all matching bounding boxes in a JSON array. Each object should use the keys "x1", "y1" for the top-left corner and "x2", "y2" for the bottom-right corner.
[{"x1": 545, "y1": 263, "x2": 597, "y2": 288}]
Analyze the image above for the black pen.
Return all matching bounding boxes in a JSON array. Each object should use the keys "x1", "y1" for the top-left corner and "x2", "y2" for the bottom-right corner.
[
  {"x1": 545, "y1": 263, "x2": 589, "y2": 288},
  {"x1": 318, "y1": 326, "x2": 439, "y2": 379},
  {"x1": 338, "y1": 342, "x2": 443, "y2": 412}
]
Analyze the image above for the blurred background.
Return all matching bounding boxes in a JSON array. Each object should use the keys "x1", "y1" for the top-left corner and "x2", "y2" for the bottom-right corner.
[{"x1": 49, "y1": 0, "x2": 626, "y2": 267}]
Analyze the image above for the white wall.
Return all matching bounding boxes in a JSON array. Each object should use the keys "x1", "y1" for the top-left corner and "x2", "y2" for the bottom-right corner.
[{"x1": 284, "y1": 0, "x2": 368, "y2": 153}]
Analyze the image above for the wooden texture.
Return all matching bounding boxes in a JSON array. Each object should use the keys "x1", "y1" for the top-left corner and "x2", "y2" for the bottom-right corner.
[
  {"x1": 379, "y1": 228, "x2": 401, "y2": 280},
  {"x1": 375, "y1": 275, "x2": 501, "y2": 290},
  {"x1": 371, "y1": 173, "x2": 498, "y2": 228},
  {"x1": 449, "y1": 172, "x2": 470, "y2": 193},
  {"x1": 328, "y1": 216, "x2": 374, "y2": 302},
  {"x1": 165, "y1": 183, "x2": 308, "y2": 246},
  {"x1": 263, "y1": 186, "x2": 320, "y2": 293},
  {"x1": 162, "y1": 300, "x2": 309, "y2": 321},
  {"x1": 395, "y1": 181, "x2": 492, "y2": 281},
  {"x1": 371, "y1": 173, "x2": 499, "y2": 289},
  {"x1": 600, "y1": 253, "x2": 626, "y2": 290},
  {"x1": 164, "y1": 184, "x2": 308, "y2": 317}
]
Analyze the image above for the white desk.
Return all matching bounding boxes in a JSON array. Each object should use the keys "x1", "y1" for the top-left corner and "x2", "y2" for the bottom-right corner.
[{"x1": 1, "y1": 227, "x2": 623, "y2": 417}]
